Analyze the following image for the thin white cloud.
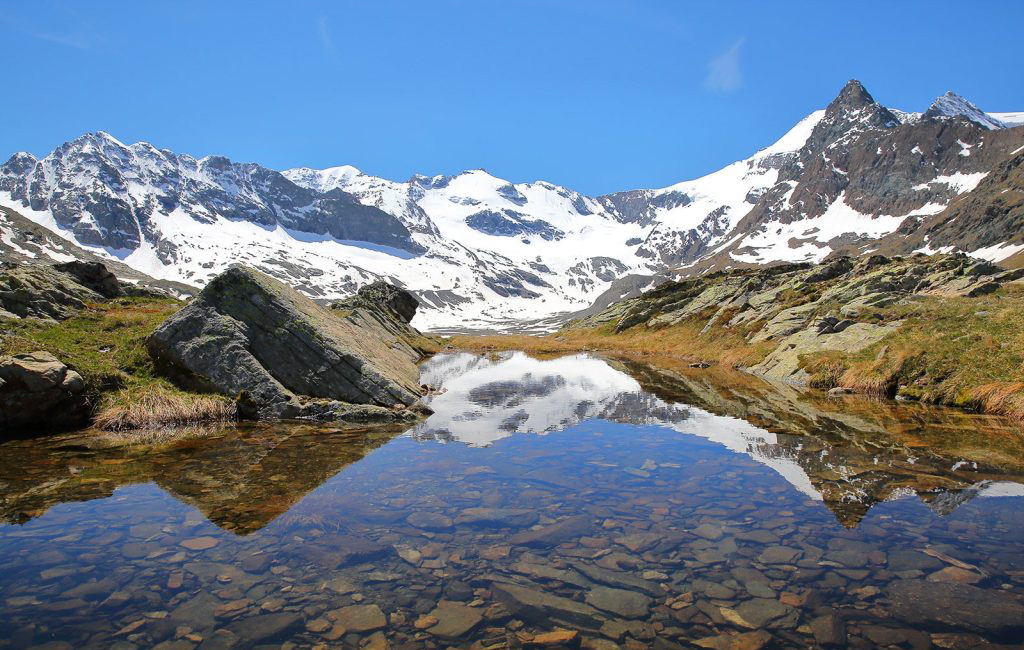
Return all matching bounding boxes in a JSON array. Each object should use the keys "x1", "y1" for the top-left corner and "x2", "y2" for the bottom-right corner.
[
  {"x1": 0, "y1": 13, "x2": 93, "y2": 49},
  {"x1": 316, "y1": 16, "x2": 336, "y2": 57},
  {"x1": 704, "y1": 37, "x2": 745, "y2": 93}
]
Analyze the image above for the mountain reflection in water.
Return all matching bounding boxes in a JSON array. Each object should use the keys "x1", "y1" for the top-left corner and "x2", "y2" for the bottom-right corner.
[
  {"x1": 414, "y1": 351, "x2": 1024, "y2": 526},
  {"x1": 1, "y1": 351, "x2": 1023, "y2": 649}
]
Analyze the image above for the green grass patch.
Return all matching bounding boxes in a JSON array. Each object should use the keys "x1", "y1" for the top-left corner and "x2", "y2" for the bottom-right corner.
[
  {"x1": 801, "y1": 284, "x2": 1024, "y2": 418},
  {"x1": 1, "y1": 296, "x2": 236, "y2": 430}
]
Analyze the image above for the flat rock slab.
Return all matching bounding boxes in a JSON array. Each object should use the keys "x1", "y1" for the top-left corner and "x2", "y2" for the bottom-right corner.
[
  {"x1": 454, "y1": 508, "x2": 539, "y2": 528},
  {"x1": 406, "y1": 512, "x2": 453, "y2": 531},
  {"x1": 571, "y1": 562, "x2": 662, "y2": 597},
  {"x1": 170, "y1": 592, "x2": 220, "y2": 630},
  {"x1": 757, "y1": 545, "x2": 802, "y2": 564},
  {"x1": 227, "y1": 612, "x2": 301, "y2": 644},
  {"x1": 510, "y1": 562, "x2": 592, "y2": 589},
  {"x1": 888, "y1": 580, "x2": 1024, "y2": 636},
  {"x1": 585, "y1": 586, "x2": 652, "y2": 618},
  {"x1": 722, "y1": 599, "x2": 799, "y2": 630},
  {"x1": 694, "y1": 630, "x2": 773, "y2": 650},
  {"x1": 509, "y1": 515, "x2": 593, "y2": 547},
  {"x1": 492, "y1": 582, "x2": 602, "y2": 629},
  {"x1": 300, "y1": 534, "x2": 391, "y2": 569},
  {"x1": 426, "y1": 601, "x2": 483, "y2": 639},
  {"x1": 332, "y1": 604, "x2": 387, "y2": 633}
]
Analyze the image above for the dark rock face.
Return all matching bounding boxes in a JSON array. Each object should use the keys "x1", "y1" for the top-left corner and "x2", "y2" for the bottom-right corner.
[
  {"x1": 0, "y1": 351, "x2": 89, "y2": 433},
  {"x1": 0, "y1": 264, "x2": 104, "y2": 320},
  {"x1": 598, "y1": 189, "x2": 692, "y2": 226},
  {"x1": 334, "y1": 281, "x2": 419, "y2": 324},
  {"x1": 464, "y1": 209, "x2": 564, "y2": 241},
  {"x1": 692, "y1": 80, "x2": 1024, "y2": 275},
  {"x1": 880, "y1": 146, "x2": 1024, "y2": 261},
  {"x1": 147, "y1": 266, "x2": 428, "y2": 420},
  {"x1": 51, "y1": 260, "x2": 122, "y2": 298}
]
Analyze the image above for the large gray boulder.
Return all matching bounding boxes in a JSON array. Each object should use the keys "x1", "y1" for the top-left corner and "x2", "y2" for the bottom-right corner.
[
  {"x1": 147, "y1": 266, "x2": 430, "y2": 421},
  {"x1": 0, "y1": 351, "x2": 89, "y2": 433}
]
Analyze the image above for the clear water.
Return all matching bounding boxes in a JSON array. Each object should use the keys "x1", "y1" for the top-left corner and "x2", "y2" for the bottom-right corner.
[{"x1": 1, "y1": 351, "x2": 1023, "y2": 649}]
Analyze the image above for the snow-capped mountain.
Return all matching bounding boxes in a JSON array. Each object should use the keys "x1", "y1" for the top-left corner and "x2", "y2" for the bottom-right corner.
[
  {"x1": 923, "y1": 91, "x2": 1009, "y2": 130},
  {"x1": 1, "y1": 80, "x2": 1021, "y2": 330}
]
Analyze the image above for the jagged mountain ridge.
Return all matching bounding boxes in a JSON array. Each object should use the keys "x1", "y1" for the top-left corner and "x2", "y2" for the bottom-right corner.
[{"x1": 0, "y1": 80, "x2": 1021, "y2": 330}]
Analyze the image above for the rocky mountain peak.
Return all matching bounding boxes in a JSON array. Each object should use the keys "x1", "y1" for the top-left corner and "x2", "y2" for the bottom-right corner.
[
  {"x1": 923, "y1": 91, "x2": 1007, "y2": 130},
  {"x1": 1, "y1": 152, "x2": 38, "y2": 175},
  {"x1": 830, "y1": 79, "x2": 876, "y2": 112},
  {"x1": 821, "y1": 79, "x2": 899, "y2": 128}
]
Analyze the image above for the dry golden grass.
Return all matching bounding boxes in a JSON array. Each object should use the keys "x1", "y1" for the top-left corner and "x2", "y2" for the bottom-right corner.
[
  {"x1": 801, "y1": 285, "x2": 1024, "y2": 421},
  {"x1": 95, "y1": 384, "x2": 236, "y2": 432},
  {"x1": 971, "y1": 382, "x2": 1024, "y2": 421},
  {"x1": 451, "y1": 320, "x2": 774, "y2": 369}
]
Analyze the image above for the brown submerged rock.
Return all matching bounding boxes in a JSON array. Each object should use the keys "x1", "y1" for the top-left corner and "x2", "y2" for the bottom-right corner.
[
  {"x1": 508, "y1": 514, "x2": 593, "y2": 547},
  {"x1": 887, "y1": 580, "x2": 1024, "y2": 637},
  {"x1": 425, "y1": 600, "x2": 483, "y2": 639},
  {"x1": 331, "y1": 603, "x2": 387, "y2": 633}
]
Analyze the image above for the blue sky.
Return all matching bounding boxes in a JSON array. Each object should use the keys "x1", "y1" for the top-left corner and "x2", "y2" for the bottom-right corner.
[{"x1": 2, "y1": 1, "x2": 1022, "y2": 195}]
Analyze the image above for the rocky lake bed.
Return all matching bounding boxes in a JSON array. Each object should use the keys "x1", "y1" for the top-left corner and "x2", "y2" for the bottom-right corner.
[{"x1": 1, "y1": 351, "x2": 1023, "y2": 649}]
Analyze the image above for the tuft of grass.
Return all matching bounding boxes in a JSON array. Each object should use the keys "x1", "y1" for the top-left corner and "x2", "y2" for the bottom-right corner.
[
  {"x1": 970, "y1": 382, "x2": 1024, "y2": 421},
  {"x1": 94, "y1": 383, "x2": 236, "y2": 432}
]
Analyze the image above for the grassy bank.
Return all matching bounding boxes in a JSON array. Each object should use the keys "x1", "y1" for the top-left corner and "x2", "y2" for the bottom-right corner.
[
  {"x1": 801, "y1": 284, "x2": 1024, "y2": 419},
  {"x1": 0, "y1": 296, "x2": 237, "y2": 431},
  {"x1": 452, "y1": 285, "x2": 1024, "y2": 423}
]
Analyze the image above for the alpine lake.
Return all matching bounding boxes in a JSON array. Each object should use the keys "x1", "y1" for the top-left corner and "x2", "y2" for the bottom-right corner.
[{"x1": 2, "y1": 351, "x2": 1023, "y2": 650}]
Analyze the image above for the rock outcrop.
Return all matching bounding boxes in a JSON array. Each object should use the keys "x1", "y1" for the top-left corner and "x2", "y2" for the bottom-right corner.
[
  {"x1": 0, "y1": 351, "x2": 89, "y2": 432},
  {"x1": 148, "y1": 266, "x2": 432, "y2": 421},
  {"x1": 0, "y1": 263, "x2": 106, "y2": 321},
  {"x1": 50, "y1": 260, "x2": 123, "y2": 298},
  {"x1": 573, "y1": 252, "x2": 1024, "y2": 384}
]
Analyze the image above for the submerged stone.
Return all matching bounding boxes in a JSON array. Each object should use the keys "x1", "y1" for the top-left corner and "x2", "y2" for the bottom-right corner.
[
  {"x1": 509, "y1": 515, "x2": 593, "y2": 547},
  {"x1": 491, "y1": 582, "x2": 602, "y2": 629},
  {"x1": 585, "y1": 586, "x2": 652, "y2": 618},
  {"x1": 426, "y1": 600, "x2": 483, "y2": 639},
  {"x1": 888, "y1": 580, "x2": 1024, "y2": 636}
]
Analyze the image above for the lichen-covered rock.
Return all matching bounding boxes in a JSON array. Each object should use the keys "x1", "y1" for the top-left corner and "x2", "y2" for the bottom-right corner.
[
  {"x1": 0, "y1": 264, "x2": 104, "y2": 320},
  {"x1": 147, "y1": 266, "x2": 430, "y2": 421},
  {"x1": 51, "y1": 260, "x2": 122, "y2": 298},
  {"x1": 333, "y1": 280, "x2": 419, "y2": 324},
  {"x1": 0, "y1": 351, "x2": 89, "y2": 433}
]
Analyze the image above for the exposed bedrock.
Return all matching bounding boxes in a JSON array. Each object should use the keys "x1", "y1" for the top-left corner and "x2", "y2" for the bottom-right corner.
[{"x1": 148, "y1": 266, "x2": 433, "y2": 422}]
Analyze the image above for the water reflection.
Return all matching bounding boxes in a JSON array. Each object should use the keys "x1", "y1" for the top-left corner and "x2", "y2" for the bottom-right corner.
[
  {"x1": 415, "y1": 351, "x2": 1024, "y2": 526},
  {"x1": 0, "y1": 424, "x2": 401, "y2": 533},
  {"x1": 0, "y1": 351, "x2": 1022, "y2": 649}
]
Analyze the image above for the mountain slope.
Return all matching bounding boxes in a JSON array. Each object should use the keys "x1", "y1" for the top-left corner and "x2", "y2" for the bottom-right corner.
[
  {"x1": 691, "y1": 81, "x2": 1024, "y2": 272},
  {"x1": 1, "y1": 80, "x2": 1021, "y2": 330}
]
